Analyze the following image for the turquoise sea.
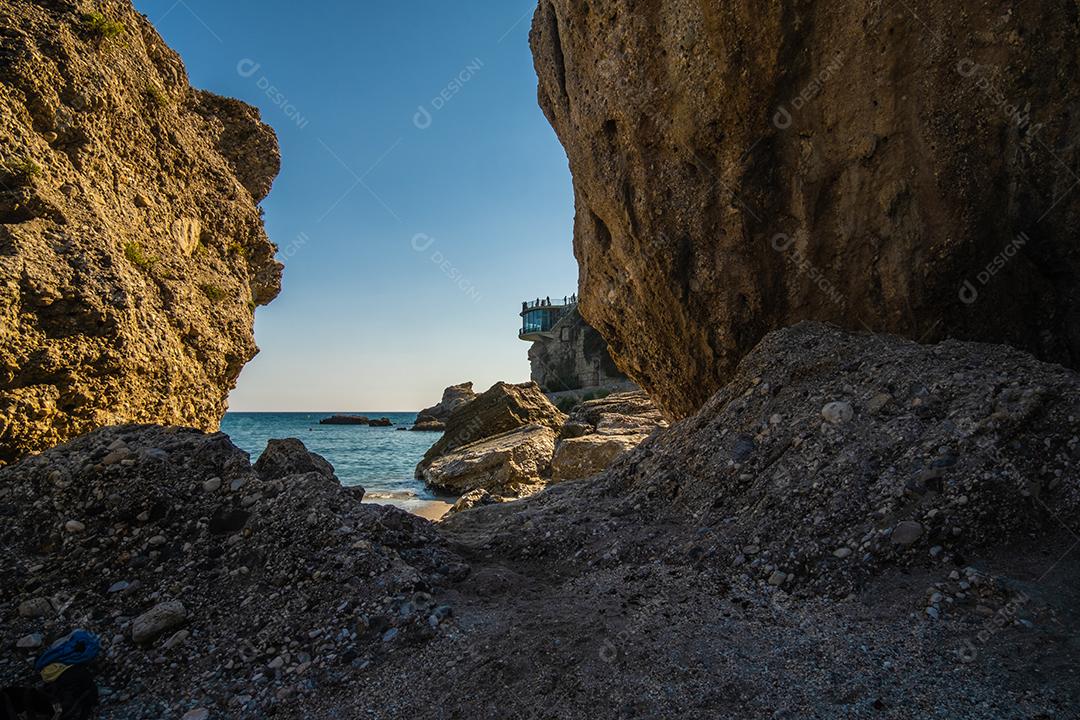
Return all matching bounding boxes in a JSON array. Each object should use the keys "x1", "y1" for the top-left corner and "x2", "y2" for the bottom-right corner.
[{"x1": 220, "y1": 412, "x2": 447, "y2": 505}]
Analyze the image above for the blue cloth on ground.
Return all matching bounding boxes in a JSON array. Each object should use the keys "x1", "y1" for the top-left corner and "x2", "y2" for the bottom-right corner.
[{"x1": 33, "y1": 630, "x2": 101, "y2": 673}]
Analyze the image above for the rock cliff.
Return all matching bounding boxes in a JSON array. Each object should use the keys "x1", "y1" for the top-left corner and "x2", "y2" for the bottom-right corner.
[
  {"x1": 0, "y1": 1, "x2": 282, "y2": 463},
  {"x1": 531, "y1": 0, "x2": 1080, "y2": 418}
]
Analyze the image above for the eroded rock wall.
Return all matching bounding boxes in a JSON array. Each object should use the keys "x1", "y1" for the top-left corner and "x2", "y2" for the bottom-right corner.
[
  {"x1": 531, "y1": 0, "x2": 1080, "y2": 417},
  {"x1": 0, "y1": 0, "x2": 282, "y2": 462}
]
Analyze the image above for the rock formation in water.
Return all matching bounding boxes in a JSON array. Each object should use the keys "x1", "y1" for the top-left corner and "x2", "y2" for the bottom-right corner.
[
  {"x1": 416, "y1": 382, "x2": 565, "y2": 474},
  {"x1": 416, "y1": 381, "x2": 565, "y2": 495},
  {"x1": 0, "y1": 1, "x2": 282, "y2": 464},
  {"x1": 530, "y1": 0, "x2": 1080, "y2": 418},
  {"x1": 411, "y1": 382, "x2": 476, "y2": 431},
  {"x1": 420, "y1": 386, "x2": 666, "y2": 496}
]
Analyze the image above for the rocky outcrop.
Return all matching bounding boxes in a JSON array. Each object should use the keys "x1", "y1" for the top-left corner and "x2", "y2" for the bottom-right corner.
[
  {"x1": 531, "y1": 0, "x2": 1080, "y2": 418},
  {"x1": 551, "y1": 390, "x2": 666, "y2": 481},
  {"x1": 318, "y1": 415, "x2": 369, "y2": 425},
  {"x1": 419, "y1": 424, "x2": 557, "y2": 496},
  {"x1": 0, "y1": 2, "x2": 282, "y2": 464},
  {"x1": 252, "y1": 438, "x2": 338, "y2": 484},
  {"x1": 412, "y1": 382, "x2": 476, "y2": 431},
  {"x1": 0, "y1": 425, "x2": 463, "y2": 717},
  {"x1": 416, "y1": 382, "x2": 565, "y2": 476},
  {"x1": 368, "y1": 417, "x2": 393, "y2": 427}
]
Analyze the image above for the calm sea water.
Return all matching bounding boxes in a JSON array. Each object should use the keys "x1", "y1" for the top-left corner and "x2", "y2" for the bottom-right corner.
[{"x1": 220, "y1": 412, "x2": 447, "y2": 503}]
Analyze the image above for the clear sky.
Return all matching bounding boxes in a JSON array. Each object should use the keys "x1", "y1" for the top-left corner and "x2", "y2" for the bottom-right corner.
[{"x1": 132, "y1": 0, "x2": 576, "y2": 412}]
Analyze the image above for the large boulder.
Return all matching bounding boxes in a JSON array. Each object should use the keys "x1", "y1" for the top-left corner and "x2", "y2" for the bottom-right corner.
[
  {"x1": 0, "y1": 1, "x2": 282, "y2": 464},
  {"x1": 419, "y1": 424, "x2": 558, "y2": 495},
  {"x1": 253, "y1": 438, "x2": 337, "y2": 483},
  {"x1": 412, "y1": 382, "x2": 477, "y2": 431},
  {"x1": 551, "y1": 390, "x2": 667, "y2": 481},
  {"x1": 531, "y1": 0, "x2": 1080, "y2": 418},
  {"x1": 416, "y1": 382, "x2": 566, "y2": 476},
  {"x1": 550, "y1": 433, "x2": 644, "y2": 482}
]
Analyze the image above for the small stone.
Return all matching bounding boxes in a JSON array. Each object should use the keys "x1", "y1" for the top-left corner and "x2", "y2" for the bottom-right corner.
[
  {"x1": 925, "y1": 606, "x2": 940, "y2": 620},
  {"x1": 929, "y1": 545, "x2": 943, "y2": 558},
  {"x1": 181, "y1": 710, "x2": 210, "y2": 720},
  {"x1": 381, "y1": 628, "x2": 398, "y2": 643},
  {"x1": 822, "y1": 401, "x2": 854, "y2": 425},
  {"x1": 148, "y1": 535, "x2": 167, "y2": 547},
  {"x1": 768, "y1": 570, "x2": 787, "y2": 586},
  {"x1": 18, "y1": 597, "x2": 53, "y2": 618},
  {"x1": 890, "y1": 521, "x2": 924, "y2": 546},
  {"x1": 17, "y1": 633, "x2": 43, "y2": 649},
  {"x1": 203, "y1": 477, "x2": 222, "y2": 493},
  {"x1": 131, "y1": 601, "x2": 187, "y2": 644},
  {"x1": 833, "y1": 547, "x2": 852, "y2": 559},
  {"x1": 163, "y1": 629, "x2": 189, "y2": 650},
  {"x1": 101, "y1": 448, "x2": 132, "y2": 465},
  {"x1": 867, "y1": 393, "x2": 892, "y2": 414},
  {"x1": 742, "y1": 545, "x2": 760, "y2": 556},
  {"x1": 64, "y1": 520, "x2": 86, "y2": 534},
  {"x1": 108, "y1": 581, "x2": 130, "y2": 594}
]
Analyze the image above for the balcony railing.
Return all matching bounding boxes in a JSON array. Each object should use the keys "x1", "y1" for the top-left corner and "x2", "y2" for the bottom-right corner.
[{"x1": 521, "y1": 295, "x2": 578, "y2": 312}]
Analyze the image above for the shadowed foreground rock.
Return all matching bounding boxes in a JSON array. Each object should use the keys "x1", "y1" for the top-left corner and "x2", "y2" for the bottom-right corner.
[
  {"x1": 0, "y1": 427, "x2": 464, "y2": 718},
  {"x1": 329, "y1": 324, "x2": 1080, "y2": 719},
  {"x1": 0, "y1": 1, "x2": 282, "y2": 464},
  {"x1": 2, "y1": 326, "x2": 1079, "y2": 718},
  {"x1": 531, "y1": 0, "x2": 1080, "y2": 418}
]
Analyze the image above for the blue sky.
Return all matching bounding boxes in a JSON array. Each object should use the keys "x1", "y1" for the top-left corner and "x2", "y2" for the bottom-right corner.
[{"x1": 132, "y1": 0, "x2": 576, "y2": 411}]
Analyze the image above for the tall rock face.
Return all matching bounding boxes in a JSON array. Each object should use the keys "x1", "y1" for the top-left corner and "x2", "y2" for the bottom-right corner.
[
  {"x1": 531, "y1": 0, "x2": 1080, "y2": 418},
  {"x1": 0, "y1": 1, "x2": 282, "y2": 463}
]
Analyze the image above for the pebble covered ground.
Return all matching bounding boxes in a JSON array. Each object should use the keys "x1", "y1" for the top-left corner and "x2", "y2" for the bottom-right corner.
[
  {"x1": 0, "y1": 428, "x2": 466, "y2": 718},
  {"x1": 3, "y1": 324, "x2": 1080, "y2": 718}
]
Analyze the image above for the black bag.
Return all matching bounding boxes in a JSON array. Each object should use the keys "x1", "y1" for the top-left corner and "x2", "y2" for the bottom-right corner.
[
  {"x1": 44, "y1": 667, "x2": 97, "y2": 720},
  {"x1": 0, "y1": 686, "x2": 56, "y2": 720}
]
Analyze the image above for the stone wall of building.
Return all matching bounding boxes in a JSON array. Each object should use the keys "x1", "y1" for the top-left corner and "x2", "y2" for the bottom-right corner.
[{"x1": 526, "y1": 306, "x2": 628, "y2": 393}]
